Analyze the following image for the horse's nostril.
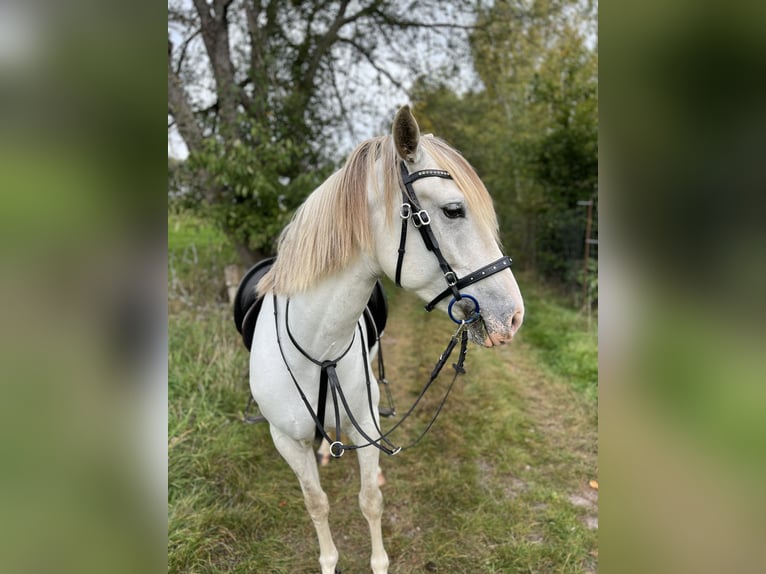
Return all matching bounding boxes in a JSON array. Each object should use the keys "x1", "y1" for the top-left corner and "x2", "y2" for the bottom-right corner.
[{"x1": 510, "y1": 309, "x2": 523, "y2": 335}]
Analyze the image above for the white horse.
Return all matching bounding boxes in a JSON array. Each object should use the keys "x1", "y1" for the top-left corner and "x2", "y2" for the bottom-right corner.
[{"x1": 250, "y1": 106, "x2": 524, "y2": 574}]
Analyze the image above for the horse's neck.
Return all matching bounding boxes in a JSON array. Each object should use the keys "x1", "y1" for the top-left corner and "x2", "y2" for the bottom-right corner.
[{"x1": 285, "y1": 256, "x2": 378, "y2": 361}]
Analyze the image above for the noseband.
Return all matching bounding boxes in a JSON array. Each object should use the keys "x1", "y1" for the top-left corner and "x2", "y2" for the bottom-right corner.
[{"x1": 395, "y1": 161, "x2": 512, "y2": 320}]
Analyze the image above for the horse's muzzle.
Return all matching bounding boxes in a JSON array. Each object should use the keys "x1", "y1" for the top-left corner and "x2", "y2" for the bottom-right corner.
[{"x1": 478, "y1": 306, "x2": 524, "y2": 347}]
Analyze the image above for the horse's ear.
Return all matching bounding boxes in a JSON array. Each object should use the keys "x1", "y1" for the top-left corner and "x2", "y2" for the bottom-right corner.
[{"x1": 392, "y1": 105, "x2": 421, "y2": 163}]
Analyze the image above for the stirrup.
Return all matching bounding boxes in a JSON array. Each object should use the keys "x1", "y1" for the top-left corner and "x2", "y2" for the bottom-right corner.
[
  {"x1": 379, "y1": 377, "x2": 396, "y2": 417},
  {"x1": 378, "y1": 406, "x2": 396, "y2": 418},
  {"x1": 243, "y1": 413, "x2": 267, "y2": 424},
  {"x1": 243, "y1": 395, "x2": 267, "y2": 424}
]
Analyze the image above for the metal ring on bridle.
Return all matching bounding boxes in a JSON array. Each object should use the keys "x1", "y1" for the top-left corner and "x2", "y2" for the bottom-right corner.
[
  {"x1": 448, "y1": 294, "x2": 481, "y2": 324},
  {"x1": 329, "y1": 441, "x2": 345, "y2": 458}
]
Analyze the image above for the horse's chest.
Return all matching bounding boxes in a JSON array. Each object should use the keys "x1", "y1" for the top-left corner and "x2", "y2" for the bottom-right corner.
[{"x1": 233, "y1": 258, "x2": 388, "y2": 352}]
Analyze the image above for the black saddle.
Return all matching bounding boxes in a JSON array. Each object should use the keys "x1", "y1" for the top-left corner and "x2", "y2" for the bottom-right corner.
[{"x1": 233, "y1": 257, "x2": 388, "y2": 351}]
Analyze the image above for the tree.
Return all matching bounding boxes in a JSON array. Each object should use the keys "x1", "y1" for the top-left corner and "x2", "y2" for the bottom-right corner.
[
  {"x1": 168, "y1": 0, "x2": 477, "y2": 264},
  {"x1": 527, "y1": 25, "x2": 598, "y2": 284},
  {"x1": 411, "y1": 0, "x2": 597, "y2": 297}
]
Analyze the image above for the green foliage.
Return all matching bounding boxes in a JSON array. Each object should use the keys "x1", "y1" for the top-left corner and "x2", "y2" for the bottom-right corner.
[
  {"x1": 168, "y1": 156, "x2": 202, "y2": 216},
  {"x1": 187, "y1": 118, "x2": 333, "y2": 260},
  {"x1": 517, "y1": 273, "x2": 598, "y2": 400},
  {"x1": 168, "y1": 212, "x2": 239, "y2": 307},
  {"x1": 412, "y1": 0, "x2": 598, "y2": 300}
]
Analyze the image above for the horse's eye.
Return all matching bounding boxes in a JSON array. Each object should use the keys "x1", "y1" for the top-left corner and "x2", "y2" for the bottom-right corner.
[{"x1": 442, "y1": 204, "x2": 465, "y2": 219}]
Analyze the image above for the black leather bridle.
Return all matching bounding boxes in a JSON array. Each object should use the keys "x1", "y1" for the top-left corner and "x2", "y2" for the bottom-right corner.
[{"x1": 395, "y1": 161, "x2": 513, "y2": 319}]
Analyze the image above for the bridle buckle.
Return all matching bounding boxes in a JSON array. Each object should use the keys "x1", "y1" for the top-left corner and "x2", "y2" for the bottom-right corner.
[
  {"x1": 412, "y1": 209, "x2": 431, "y2": 227},
  {"x1": 400, "y1": 203, "x2": 412, "y2": 220},
  {"x1": 444, "y1": 271, "x2": 458, "y2": 287}
]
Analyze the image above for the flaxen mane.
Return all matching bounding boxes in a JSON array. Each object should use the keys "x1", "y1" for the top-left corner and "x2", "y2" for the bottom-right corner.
[{"x1": 258, "y1": 134, "x2": 498, "y2": 296}]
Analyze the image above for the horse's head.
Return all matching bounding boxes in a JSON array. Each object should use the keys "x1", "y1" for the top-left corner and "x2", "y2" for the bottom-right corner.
[{"x1": 371, "y1": 106, "x2": 524, "y2": 347}]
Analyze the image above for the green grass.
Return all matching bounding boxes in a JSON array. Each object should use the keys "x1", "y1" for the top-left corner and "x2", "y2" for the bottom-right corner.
[
  {"x1": 169, "y1": 217, "x2": 598, "y2": 573},
  {"x1": 513, "y1": 275, "x2": 598, "y2": 402},
  {"x1": 168, "y1": 212, "x2": 240, "y2": 311}
]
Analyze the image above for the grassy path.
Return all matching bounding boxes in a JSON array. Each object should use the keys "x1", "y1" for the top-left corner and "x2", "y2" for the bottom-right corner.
[
  {"x1": 168, "y1": 211, "x2": 597, "y2": 573},
  {"x1": 372, "y1": 288, "x2": 598, "y2": 573},
  {"x1": 169, "y1": 280, "x2": 597, "y2": 573}
]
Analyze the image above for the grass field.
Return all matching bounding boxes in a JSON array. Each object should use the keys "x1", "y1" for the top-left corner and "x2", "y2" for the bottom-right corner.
[{"x1": 168, "y1": 213, "x2": 598, "y2": 573}]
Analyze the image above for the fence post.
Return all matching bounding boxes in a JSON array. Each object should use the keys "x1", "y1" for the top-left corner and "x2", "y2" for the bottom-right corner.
[
  {"x1": 224, "y1": 264, "x2": 242, "y2": 306},
  {"x1": 577, "y1": 200, "x2": 595, "y2": 313}
]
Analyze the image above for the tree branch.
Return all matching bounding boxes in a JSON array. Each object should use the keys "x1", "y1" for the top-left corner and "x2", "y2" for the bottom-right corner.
[
  {"x1": 300, "y1": 0, "x2": 352, "y2": 89},
  {"x1": 338, "y1": 37, "x2": 405, "y2": 92},
  {"x1": 174, "y1": 28, "x2": 201, "y2": 76},
  {"x1": 299, "y1": 0, "x2": 387, "y2": 92},
  {"x1": 213, "y1": 0, "x2": 235, "y2": 18},
  {"x1": 191, "y1": 0, "x2": 239, "y2": 135},
  {"x1": 168, "y1": 38, "x2": 204, "y2": 155},
  {"x1": 340, "y1": 0, "x2": 384, "y2": 28},
  {"x1": 329, "y1": 65, "x2": 355, "y2": 141},
  {"x1": 191, "y1": 0, "x2": 212, "y2": 26},
  {"x1": 196, "y1": 100, "x2": 219, "y2": 117},
  {"x1": 168, "y1": 5, "x2": 198, "y2": 29},
  {"x1": 244, "y1": 0, "x2": 270, "y2": 117},
  {"x1": 372, "y1": 8, "x2": 478, "y2": 31}
]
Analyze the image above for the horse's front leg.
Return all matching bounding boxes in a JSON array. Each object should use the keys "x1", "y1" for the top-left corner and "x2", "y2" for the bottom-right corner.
[
  {"x1": 349, "y1": 426, "x2": 389, "y2": 574},
  {"x1": 270, "y1": 425, "x2": 339, "y2": 574},
  {"x1": 317, "y1": 438, "x2": 331, "y2": 466}
]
